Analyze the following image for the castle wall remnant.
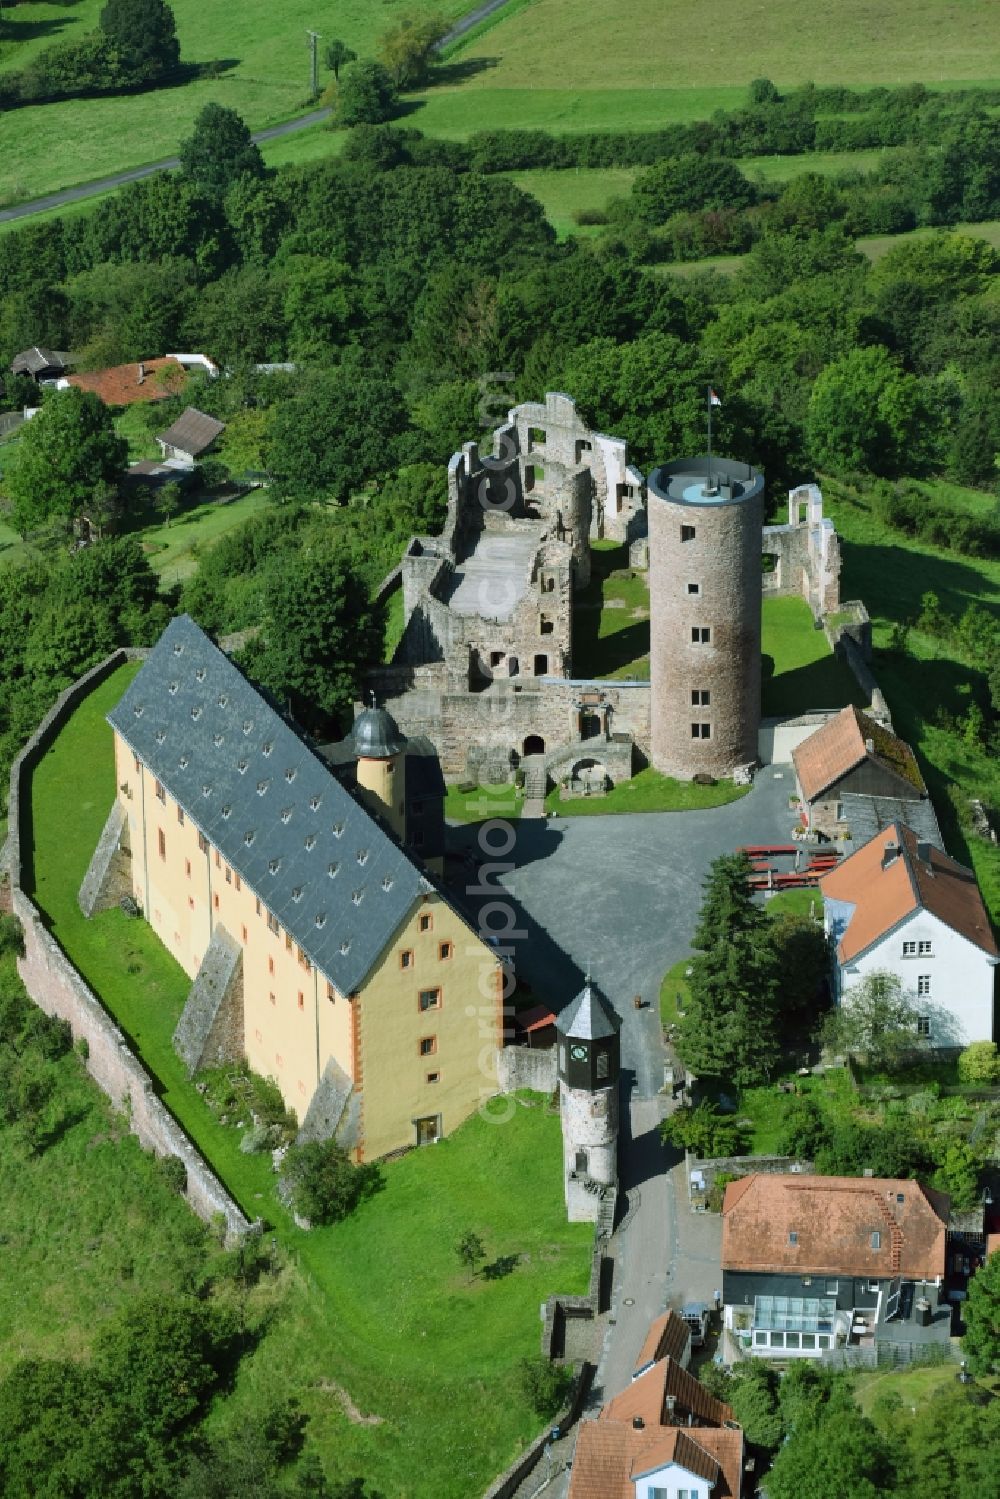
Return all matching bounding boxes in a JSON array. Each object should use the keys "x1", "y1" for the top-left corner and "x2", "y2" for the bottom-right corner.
[
  {"x1": 649, "y1": 456, "x2": 764, "y2": 779},
  {"x1": 762, "y1": 482, "x2": 841, "y2": 616}
]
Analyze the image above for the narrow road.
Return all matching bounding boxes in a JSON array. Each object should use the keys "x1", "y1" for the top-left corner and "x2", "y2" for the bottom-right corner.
[{"x1": 0, "y1": 0, "x2": 518, "y2": 225}]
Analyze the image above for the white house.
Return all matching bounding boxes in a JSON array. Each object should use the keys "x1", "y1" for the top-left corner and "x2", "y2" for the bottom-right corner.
[{"x1": 820, "y1": 822, "x2": 998, "y2": 1045}]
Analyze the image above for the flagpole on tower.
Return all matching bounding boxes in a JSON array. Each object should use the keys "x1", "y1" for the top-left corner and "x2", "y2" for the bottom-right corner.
[{"x1": 706, "y1": 383, "x2": 713, "y2": 493}]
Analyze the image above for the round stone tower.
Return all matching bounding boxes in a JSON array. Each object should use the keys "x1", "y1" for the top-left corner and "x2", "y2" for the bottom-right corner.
[
  {"x1": 556, "y1": 977, "x2": 621, "y2": 1223},
  {"x1": 352, "y1": 703, "x2": 407, "y2": 841},
  {"x1": 648, "y1": 455, "x2": 764, "y2": 779}
]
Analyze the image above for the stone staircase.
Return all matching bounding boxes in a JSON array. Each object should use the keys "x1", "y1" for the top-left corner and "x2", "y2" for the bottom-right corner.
[{"x1": 521, "y1": 755, "x2": 548, "y2": 817}]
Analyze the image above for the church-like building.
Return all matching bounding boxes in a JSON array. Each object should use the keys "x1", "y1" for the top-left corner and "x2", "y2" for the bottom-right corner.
[{"x1": 99, "y1": 615, "x2": 503, "y2": 1161}]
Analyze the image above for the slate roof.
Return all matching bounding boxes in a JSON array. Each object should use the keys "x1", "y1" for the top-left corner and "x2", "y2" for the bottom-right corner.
[
  {"x1": 10, "y1": 346, "x2": 74, "y2": 376},
  {"x1": 557, "y1": 978, "x2": 621, "y2": 1041},
  {"x1": 820, "y1": 822, "x2": 998, "y2": 963},
  {"x1": 157, "y1": 406, "x2": 226, "y2": 458},
  {"x1": 721, "y1": 1173, "x2": 950, "y2": 1281},
  {"x1": 793, "y1": 705, "x2": 926, "y2": 803},
  {"x1": 108, "y1": 615, "x2": 429, "y2": 995}
]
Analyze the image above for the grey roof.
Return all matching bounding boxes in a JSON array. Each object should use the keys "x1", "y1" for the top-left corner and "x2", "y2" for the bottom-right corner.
[
  {"x1": 557, "y1": 979, "x2": 621, "y2": 1041},
  {"x1": 11, "y1": 346, "x2": 74, "y2": 376},
  {"x1": 352, "y1": 705, "x2": 406, "y2": 759},
  {"x1": 840, "y1": 792, "x2": 945, "y2": 854},
  {"x1": 156, "y1": 406, "x2": 225, "y2": 458},
  {"x1": 108, "y1": 615, "x2": 428, "y2": 995}
]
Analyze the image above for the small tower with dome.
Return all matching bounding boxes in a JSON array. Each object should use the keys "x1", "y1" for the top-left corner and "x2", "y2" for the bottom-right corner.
[
  {"x1": 352, "y1": 699, "x2": 407, "y2": 842},
  {"x1": 556, "y1": 976, "x2": 621, "y2": 1222}
]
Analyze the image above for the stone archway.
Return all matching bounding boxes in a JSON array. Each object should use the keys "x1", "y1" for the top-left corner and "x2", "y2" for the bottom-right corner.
[{"x1": 523, "y1": 734, "x2": 545, "y2": 757}]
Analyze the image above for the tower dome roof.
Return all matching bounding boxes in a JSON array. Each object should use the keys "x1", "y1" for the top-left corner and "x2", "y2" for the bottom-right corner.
[
  {"x1": 352, "y1": 705, "x2": 406, "y2": 759},
  {"x1": 557, "y1": 978, "x2": 621, "y2": 1041}
]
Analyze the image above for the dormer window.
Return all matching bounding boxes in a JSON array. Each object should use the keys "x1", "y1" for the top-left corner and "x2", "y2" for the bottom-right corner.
[
  {"x1": 382, "y1": 875, "x2": 394, "y2": 892},
  {"x1": 285, "y1": 767, "x2": 296, "y2": 782},
  {"x1": 201, "y1": 784, "x2": 211, "y2": 798},
  {"x1": 352, "y1": 889, "x2": 364, "y2": 906},
  {"x1": 217, "y1": 693, "x2": 228, "y2": 708},
  {"x1": 190, "y1": 706, "x2": 202, "y2": 721},
  {"x1": 213, "y1": 733, "x2": 224, "y2": 748},
  {"x1": 333, "y1": 822, "x2": 344, "y2": 838},
  {"x1": 304, "y1": 834, "x2": 316, "y2": 851},
  {"x1": 309, "y1": 795, "x2": 321, "y2": 811},
  {"x1": 242, "y1": 721, "x2": 253, "y2": 736},
  {"x1": 133, "y1": 705, "x2": 144, "y2": 718},
  {"x1": 155, "y1": 730, "x2": 166, "y2": 744},
  {"x1": 339, "y1": 940, "x2": 351, "y2": 955},
  {"x1": 328, "y1": 862, "x2": 339, "y2": 878},
  {"x1": 280, "y1": 808, "x2": 292, "y2": 824},
  {"x1": 262, "y1": 742, "x2": 273, "y2": 757},
  {"x1": 221, "y1": 804, "x2": 232, "y2": 819},
  {"x1": 268, "y1": 858, "x2": 281, "y2": 875},
  {"x1": 172, "y1": 643, "x2": 183, "y2": 656},
  {"x1": 315, "y1": 913, "x2": 326, "y2": 929},
  {"x1": 195, "y1": 667, "x2": 206, "y2": 682},
  {"x1": 244, "y1": 831, "x2": 255, "y2": 847},
  {"x1": 291, "y1": 887, "x2": 303, "y2": 903},
  {"x1": 168, "y1": 682, "x2": 178, "y2": 695},
  {"x1": 237, "y1": 759, "x2": 248, "y2": 774},
  {"x1": 256, "y1": 780, "x2": 269, "y2": 796},
  {"x1": 179, "y1": 755, "x2": 189, "y2": 769},
  {"x1": 357, "y1": 849, "x2": 369, "y2": 866}
]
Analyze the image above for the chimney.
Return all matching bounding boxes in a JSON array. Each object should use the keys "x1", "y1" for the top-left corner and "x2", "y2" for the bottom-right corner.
[
  {"x1": 864, "y1": 737, "x2": 875, "y2": 754},
  {"x1": 665, "y1": 1395, "x2": 677, "y2": 1422},
  {"x1": 632, "y1": 1416, "x2": 644, "y2": 1430},
  {"x1": 881, "y1": 841, "x2": 900, "y2": 870},
  {"x1": 137, "y1": 362, "x2": 145, "y2": 384}
]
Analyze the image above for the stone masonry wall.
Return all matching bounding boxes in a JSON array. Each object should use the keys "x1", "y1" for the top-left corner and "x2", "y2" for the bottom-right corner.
[
  {"x1": 495, "y1": 1044, "x2": 558, "y2": 1094},
  {"x1": 7, "y1": 649, "x2": 250, "y2": 1244}
]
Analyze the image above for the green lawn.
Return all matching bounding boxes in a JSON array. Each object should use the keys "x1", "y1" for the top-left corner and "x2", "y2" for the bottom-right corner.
[
  {"x1": 660, "y1": 956, "x2": 693, "y2": 1028},
  {"x1": 138, "y1": 489, "x2": 271, "y2": 583},
  {"x1": 574, "y1": 541, "x2": 651, "y2": 680},
  {"x1": 382, "y1": 585, "x2": 406, "y2": 663},
  {"x1": 822, "y1": 476, "x2": 1000, "y2": 923},
  {"x1": 858, "y1": 218, "x2": 1000, "y2": 261},
  {"x1": 0, "y1": 0, "x2": 472, "y2": 207},
  {"x1": 732, "y1": 1068, "x2": 855, "y2": 1154},
  {"x1": 545, "y1": 766, "x2": 748, "y2": 818},
  {"x1": 25, "y1": 662, "x2": 592, "y2": 1496},
  {"x1": 444, "y1": 780, "x2": 525, "y2": 822},
  {"x1": 761, "y1": 594, "x2": 865, "y2": 718}
]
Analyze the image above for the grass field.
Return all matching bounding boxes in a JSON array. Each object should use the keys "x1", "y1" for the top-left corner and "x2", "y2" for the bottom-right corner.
[
  {"x1": 761, "y1": 594, "x2": 865, "y2": 718},
  {"x1": 545, "y1": 767, "x2": 748, "y2": 817},
  {"x1": 575, "y1": 541, "x2": 651, "y2": 680},
  {"x1": 25, "y1": 662, "x2": 592, "y2": 1497},
  {"x1": 408, "y1": 0, "x2": 1000, "y2": 140},
  {"x1": 444, "y1": 780, "x2": 525, "y2": 822},
  {"x1": 0, "y1": 0, "x2": 471, "y2": 206}
]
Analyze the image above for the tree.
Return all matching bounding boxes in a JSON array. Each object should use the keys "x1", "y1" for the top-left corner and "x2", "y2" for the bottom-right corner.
[
  {"x1": 335, "y1": 60, "x2": 398, "y2": 127},
  {"x1": 631, "y1": 155, "x2": 756, "y2": 226},
  {"x1": 821, "y1": 971, "x2": 925, "y2": 1070},
  {"x1": 324, "y1": 38, "x2": 357, "y2": 81},
  {"x1": 806, "y1": 346, "x2": 939, "y2": 477},
  {"x1": 99, "y1": 0, "x2": 180, "y2": 81},
  {"x1": 957, "y1": 1040, "x2": 1000, "y2": 1085},
  {"x1": 456, "y1": 1231, "x2": 485, "y2": 1278},
  {"x1": 900, "y1": 1383, "x2": 1000, "y2": 1498},
  {"x1": 179, "y1": 104, "x2": 265, "y2": 201},
  {"x1": 660, "y1": 1101, "x2": 748, "y2": 1158},
  {"x1": 962, "y1": 1249, "x2": 1000, "y2": 1374},
  {"x1": 281, "y1": 1140, "x2": 383, "y2": 1225},
  {"x1": 517, "y1": 1358, "x2": 572, "y2": 1418},
  {"x1": 156, "y1": 480, "x2": 184, "y2": 527},
  {"x1": 376, "y1": 12, "x2": 448, "y2": 89},
  {"x1": 266, "y1": 359, "x2": 408, "y2": 502},
  {"x1": 674, "y1": 854, "x2": 780, "y2": 1085},
  {"x1": 766, "y1": 1402, "x2": 897, "y2": 1499},
  {"x1": 7, "y1": 388, "x2": 126, "y2": 534},
  {"x1": 240, "y1": 544, "x2": 379, "y2": 735},
  {"x1": 726, "y1": 1360, "x2": 783, "y2": 1450}
]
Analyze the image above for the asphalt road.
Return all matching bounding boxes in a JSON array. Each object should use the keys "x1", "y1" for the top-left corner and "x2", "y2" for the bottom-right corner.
[{"x1": 0, "y1": 0, "x2": 514, "y2": 225}]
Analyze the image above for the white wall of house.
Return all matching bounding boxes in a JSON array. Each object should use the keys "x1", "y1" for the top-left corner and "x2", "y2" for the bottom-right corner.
[
  {"x1": 833, "y1": 909, "x2": 997, "y2": 1045},
  {"x1": 633, "y1": 1461, "x2": 712, "y2": 1499}
]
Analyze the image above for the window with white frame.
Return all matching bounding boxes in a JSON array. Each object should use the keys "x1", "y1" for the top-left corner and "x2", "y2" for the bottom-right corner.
[
  {"x1": 917, "y1": 974, "x2": 931, "y2": 996},
  {"x1": 918, "y1": 940, "x2": 932, "y2": 955},
  {"x1": 902, "y1": 940, "x2": 916, "y2": 956},
  {"x1": 917, "y1": 1016, "x2": 931, "y2": 1037}
]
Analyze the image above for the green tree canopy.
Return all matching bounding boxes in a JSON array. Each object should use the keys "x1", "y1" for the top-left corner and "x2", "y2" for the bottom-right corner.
[
  {"x1": 324, "y1": 38, "x2": 357, "y2": 82},
  {"x1": 7, "y1": 388, "x2": 127, "y2": 534},
  {"x1": 821, "y1": 971, "x2": 926, "y2": 1070},
  {"x1": 335, "y1": 61, "x2": 398, "y2": 127},
  {"x1": 376, "y1": 12, "x2": 448, "y2": 88},
  {"x1": 805, "y1": 345, "x2": 939, "y2": 476},
  {"x1": 179, "y1": 104, "x2": 266, "y2": 201},
  {"x1": 281, "y1": 1139, "x2": 382, "y2": 1225},
  {"x1": 963, "y1": 1248, "x2": 1000, "y2": 1374},
  {"x1": 265, "y1": 358, "x2": 408, "y2": 502},
  {"x1": 765, "y1": 1389, "x2": 897, "y2": 1499},
  {"x1": 99, "y1": 0, "x2": 180, "y2": 80},
  {"x1": 631, "y1": 155, "x2": 757, "y2": 226}
]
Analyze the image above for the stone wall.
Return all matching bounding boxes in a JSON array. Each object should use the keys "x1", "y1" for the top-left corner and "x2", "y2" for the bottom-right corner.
[
  {"x1": 496, "y1": 1043, "x2": 558, "y2": 1094},
  {"x1": 6, "y1": 649, "x2": 251, "y2": 1244},
  {"x1": 687, "y1": 1151, "x2": 813, "y2": 1207},
  {"x1": 761, "y1": 484, "x2": 842, "y2": 617}
]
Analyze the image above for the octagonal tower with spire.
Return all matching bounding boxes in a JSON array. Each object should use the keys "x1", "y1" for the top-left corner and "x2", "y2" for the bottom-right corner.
[{"x1": 557, "y1": 976, "x2": 621, "y2": 1222}]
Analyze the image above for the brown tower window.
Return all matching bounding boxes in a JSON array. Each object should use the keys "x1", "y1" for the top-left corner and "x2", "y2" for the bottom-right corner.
[
  {"x1": 681, "y1": 524, "x2": 696, "y2": 541},
  {"x1": 691, "y1": 627, "x2": 711, "y2": 644},
  {"x1": 419, "y1": 988, "x2": 441, "y2": 1012},
  {"x1": 691, "y1": 689, "x2": 711, "y2": 706},
  {"x1": 687, "y1": 582, "x2": 700, "y2": 595},
  {"x1": 419, "y1": 1036, "x2": 437, "y2": 1056},
  {"x1": 691, "y1": 723, "x2": 712, "y2": 739}
]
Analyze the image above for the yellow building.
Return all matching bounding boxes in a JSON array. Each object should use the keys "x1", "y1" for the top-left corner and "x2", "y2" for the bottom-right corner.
[{"x1": 107, "y1": 615, "x2": 503, "y2": 1160}]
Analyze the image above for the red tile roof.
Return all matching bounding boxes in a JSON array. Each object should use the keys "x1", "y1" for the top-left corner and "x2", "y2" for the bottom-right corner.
[
  {"x1": 793, "y1": 705, "x2": 925, "y2": 803},
  {"x1": 722, "y1": 1173, "x2": 949, "y2": 1281},
  {"x1": 67, "y1": 357, "x2": 185, "y2": 407},
  {"x1": 569, "y1": 1419, "x2": 743, "y2": 1499},
  {"x1": 602, "y1": 1357, "x2": 732, "y2": 1428},
  {"x1": 820, "y1": 822, "x2": 997, "y2": 962},
  {"x1": 634, "y1": 1310, "x2": 690, "y2": 1373}
]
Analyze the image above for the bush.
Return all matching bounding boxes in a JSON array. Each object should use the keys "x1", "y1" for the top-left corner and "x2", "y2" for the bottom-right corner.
[
  {"x1": 156, "y1": 1153, "x2": 188, "y2": 1195},
  {"x1": 282, "y1": 1140, "x2": 383, "y2": 1225},
  {"x1": 660, "y1": 1101, "x2": 750, "y2": 1158},
  {"x1": 336, "y1": 60, "x2": 398, "y2": 126},
  {"x1": 517, "y1": 1357, "x2": 573, "y2": 1418},
  {"x1": 957, "y1": 1041, "x2": 1000, "y2": 1086},
  {"x1": 0, "y1": 913, "x2": 24, "y2": 959}
]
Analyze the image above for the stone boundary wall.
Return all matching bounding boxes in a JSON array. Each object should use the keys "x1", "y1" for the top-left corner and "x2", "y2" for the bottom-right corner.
[
  {"x1": 6, "y1": 649, "x2": 251, "y2": 1244},
  {"x1": 687, "y1": 1151, "x2": 813, "y2": 1206},
  {"x1": 481, "y1": 1363, "x2": 593, "y2": 1499},
  {"x1": 837, "y1": 634, "x2": 891, "y2": 725},
  {"x1": 496, "y1": 1044, "x2": 558, "y2": 1094}
]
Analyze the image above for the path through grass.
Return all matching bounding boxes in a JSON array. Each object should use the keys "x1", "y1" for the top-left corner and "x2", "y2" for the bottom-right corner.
[{"x1": 25, "y1": 662, "x2": 591, "y2": 1496}]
